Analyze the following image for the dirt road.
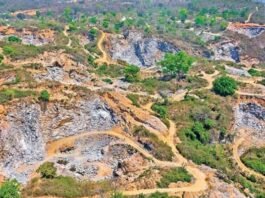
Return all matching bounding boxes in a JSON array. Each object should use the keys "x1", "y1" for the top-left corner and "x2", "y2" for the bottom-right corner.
[{"x1": 232, "y1": 131, "x2": 265, "y2": 180}]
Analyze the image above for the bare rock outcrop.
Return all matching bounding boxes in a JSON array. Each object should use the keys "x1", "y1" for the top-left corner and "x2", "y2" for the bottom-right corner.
[
  {"x1": 234, "y1": 102, "x2": 265, "y2": 139},
  {"x1": 0, "y1": 96, "x2": 119, "y2": 183},
  {"x1": 109, "y1": 31, "x2": 179, "y2": 67}
]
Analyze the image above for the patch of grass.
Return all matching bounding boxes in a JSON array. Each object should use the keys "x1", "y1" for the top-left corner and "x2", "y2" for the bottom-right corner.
[
  {"x1": 0, "y1": 63, "x2": 14, "y2": 70},
  {"x1": 0, "y1": 89, "x2": 36, "y2": 104},
  {"x1": 151, "y1": 103, "x2": 168, "y2": 119},
  {"x1": 94, "y1": 64, "x2": 124, "y2": 78},
  {"x1": 241, "y1": 147, "x2": 265, "y2": 175},
  {"x1": 248, "y1": 69, "x2": 265, "y2": 77},
  {"x1": 139, "y1": 78, "x2": 175, "y2": 94},
  {"x1": 2, "y1": 43, "x2": 43, "y2": 60},
  {"x1": 23, "y1": 176, "x2": 113, "y2": 198},
  {"x1": 157, "y1": 167, "x2": 192, "y2": 188},
  {"x1": 127, "y1": 94, "x2": 140, "y2": 107},
  {"x1": 132, "y1": 126, "x2": 174, "y2": 161}
]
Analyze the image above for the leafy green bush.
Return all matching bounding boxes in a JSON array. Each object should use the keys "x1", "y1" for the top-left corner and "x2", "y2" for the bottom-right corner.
[
  {"x1": 8, "y1": 36, "x2": 22, "y2": 43},
  {"x1": 124, "y1": 64, "x2": 140, "y2": 82},
  {"x1": 157, "y1": 167, "x2": 192, "y2": 188},
  {"x1": 37, "y1": 162, "x2": 57, "y2": 179},
  {"x1": 241, "y1": 147, "x2": 265, "y2": 175},
  {"x1": 39, "y1": 90, "x2": 50, "y2": 102},
  {"x1": 0, "y1": 179, "x2": 20, "y2": 198},
  {"x1": 213, "y1": 76, "x2": 237, "y2": 96}
]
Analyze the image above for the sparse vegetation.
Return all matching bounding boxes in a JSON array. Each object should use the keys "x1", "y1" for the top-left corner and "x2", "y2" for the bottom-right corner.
[
  {"x1": 127, "y1": 94, "x2": 140, "y2": 107},
  {"x1": 39, "y1": 90, "x2": 50, "y2": 102},
  {"x1": 132, "y1": 126, "x2": 174, "y2": 161},
  {"x1": 124, "y1": 64, "x2": 140, "y2": 82},
  {"x1": 37, "y1": 162, "x2": 57, "y2": 179},
  {"x1": 0, "y1": 89, "x2": 36, "y2": 104},
  {"x1": 241, "y1": 147, "x2": 265, "y2": 175},
  {"x1": 23, "y1": 176, "x2": 113, "y2": 198},
  {"x1": 157, "y1": 167, "x2": 192, "y2": 188}
]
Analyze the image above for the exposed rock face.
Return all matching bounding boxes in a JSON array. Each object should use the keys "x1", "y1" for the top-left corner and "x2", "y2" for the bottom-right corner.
[
  {"x1": 109, "y1": 31, "x2": 179, "y2": 67},
  {"x1": 212, "y1": 41, "x2": 240, "y2": 63},
  {"x1": 0, "y1": 103, "x2": 45, "y2": 183},
  {"x1": 0, "y1": 97, "x2": 119, "y2": 183},
  {"x1": 42, "y1": 98, "x2": 119, "y2": 140},
  {"x1": 234, "y1": 103, "x2": 265, "y2": 138},
  {"x1": 0, "y1": 26, "x2": 54, "y2": 46},
  {"x1": 225, "y1": 66, "x2": 251, "y2": 77},
  {"x1": 227, "y1": 23, "x2": 265, "y2": 38},
  {"x1": 52, "y1": 135, "x2": 148, "y2": 181},
  {"x1": 35, "y1": 66, "x2": 64, "y2": 82},
  {"x1": 198, "y1": 165, "x2": 247, "y2": 198}
]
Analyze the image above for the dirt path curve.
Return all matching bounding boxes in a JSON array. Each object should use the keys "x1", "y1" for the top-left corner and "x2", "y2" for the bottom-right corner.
[
  {"x1": 195, "y1": 70, "x2": 220, "y2": 92},
  {"x1": 63, "y1": 25, "x2": 72, "y2": 48},
  {"x1": 232, "y1": 130, "x2": 265, "y2": 180},
  {"x1": 94, "y1": 30, "x2": 116, "y2": 65},
  {"x1": 245, "y1": 7, "x2": 258, "y2": 23},
  {"x1": 47, "y1": 122, "x2": 208, "y2": 196}
]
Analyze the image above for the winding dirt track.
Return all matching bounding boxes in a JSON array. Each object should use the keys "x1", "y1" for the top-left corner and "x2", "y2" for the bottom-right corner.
[
  {"x1": 47, "y1": 122, "x2": 208, "y2": 196},
  {"x1": 94, "y1": 30, "x2": 116, "y2": 65},
  {"x1": 232, "y1": 131, "x2": 265, "y2": 180},
  {"x1": 63, "y1": 25, "x2": 72, "y2": 48}
]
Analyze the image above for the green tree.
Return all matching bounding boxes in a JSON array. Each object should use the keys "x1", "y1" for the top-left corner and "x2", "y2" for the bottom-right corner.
[
  {"x1": 213, "y1": 76, "x2": 237, "y2": 96},
  {"x1": 124, "y1": 64, "x2": 140, "y2": 82},
  {"x1": 0, "y1": 179, "x2": 20, "y2": 198},
  {"x1": 39, "y1": 90, "x2": 50, "y2": 102},
  {"x1": 159, "y1": 51, "x2": 194, "y2": 81},
  {"x1": 178, "y1": 8, "x2": 188, "y2": 23},
  {"x1": 37, "y1": 162, "x2": 57, "y2": 179},
  {"x1": 195, "y1": 15, "x2": 207, "y2": 27}
]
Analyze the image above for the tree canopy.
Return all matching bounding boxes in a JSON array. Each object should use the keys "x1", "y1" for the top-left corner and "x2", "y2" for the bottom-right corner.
[
  {"x1": 213, "y1": 76, "x2": 237, "y2": 96},
  {"x1": 0, "y1": 180, "x2": 20, "y2": 198},
  {"x1": 159, "y1": 51, "x2": 194, "y2": 80}
]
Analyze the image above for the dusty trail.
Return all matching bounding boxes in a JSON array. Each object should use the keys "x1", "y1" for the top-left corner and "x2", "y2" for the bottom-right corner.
[
  {"x1": 194, "y1": 70, "x2": 220, "y2": 92},
  {"x1": 47, "y1": 115, "x2": 208, "y2": 196},
  {"x1": 63, "y1": 25, "x2": 72, "y2": 48},
  {"x1": 232, "y1": 131, "x2": 265, "y2": 180},
  {"x1": 94, "y1": 30, "x2": 116, "y2": 65}
]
